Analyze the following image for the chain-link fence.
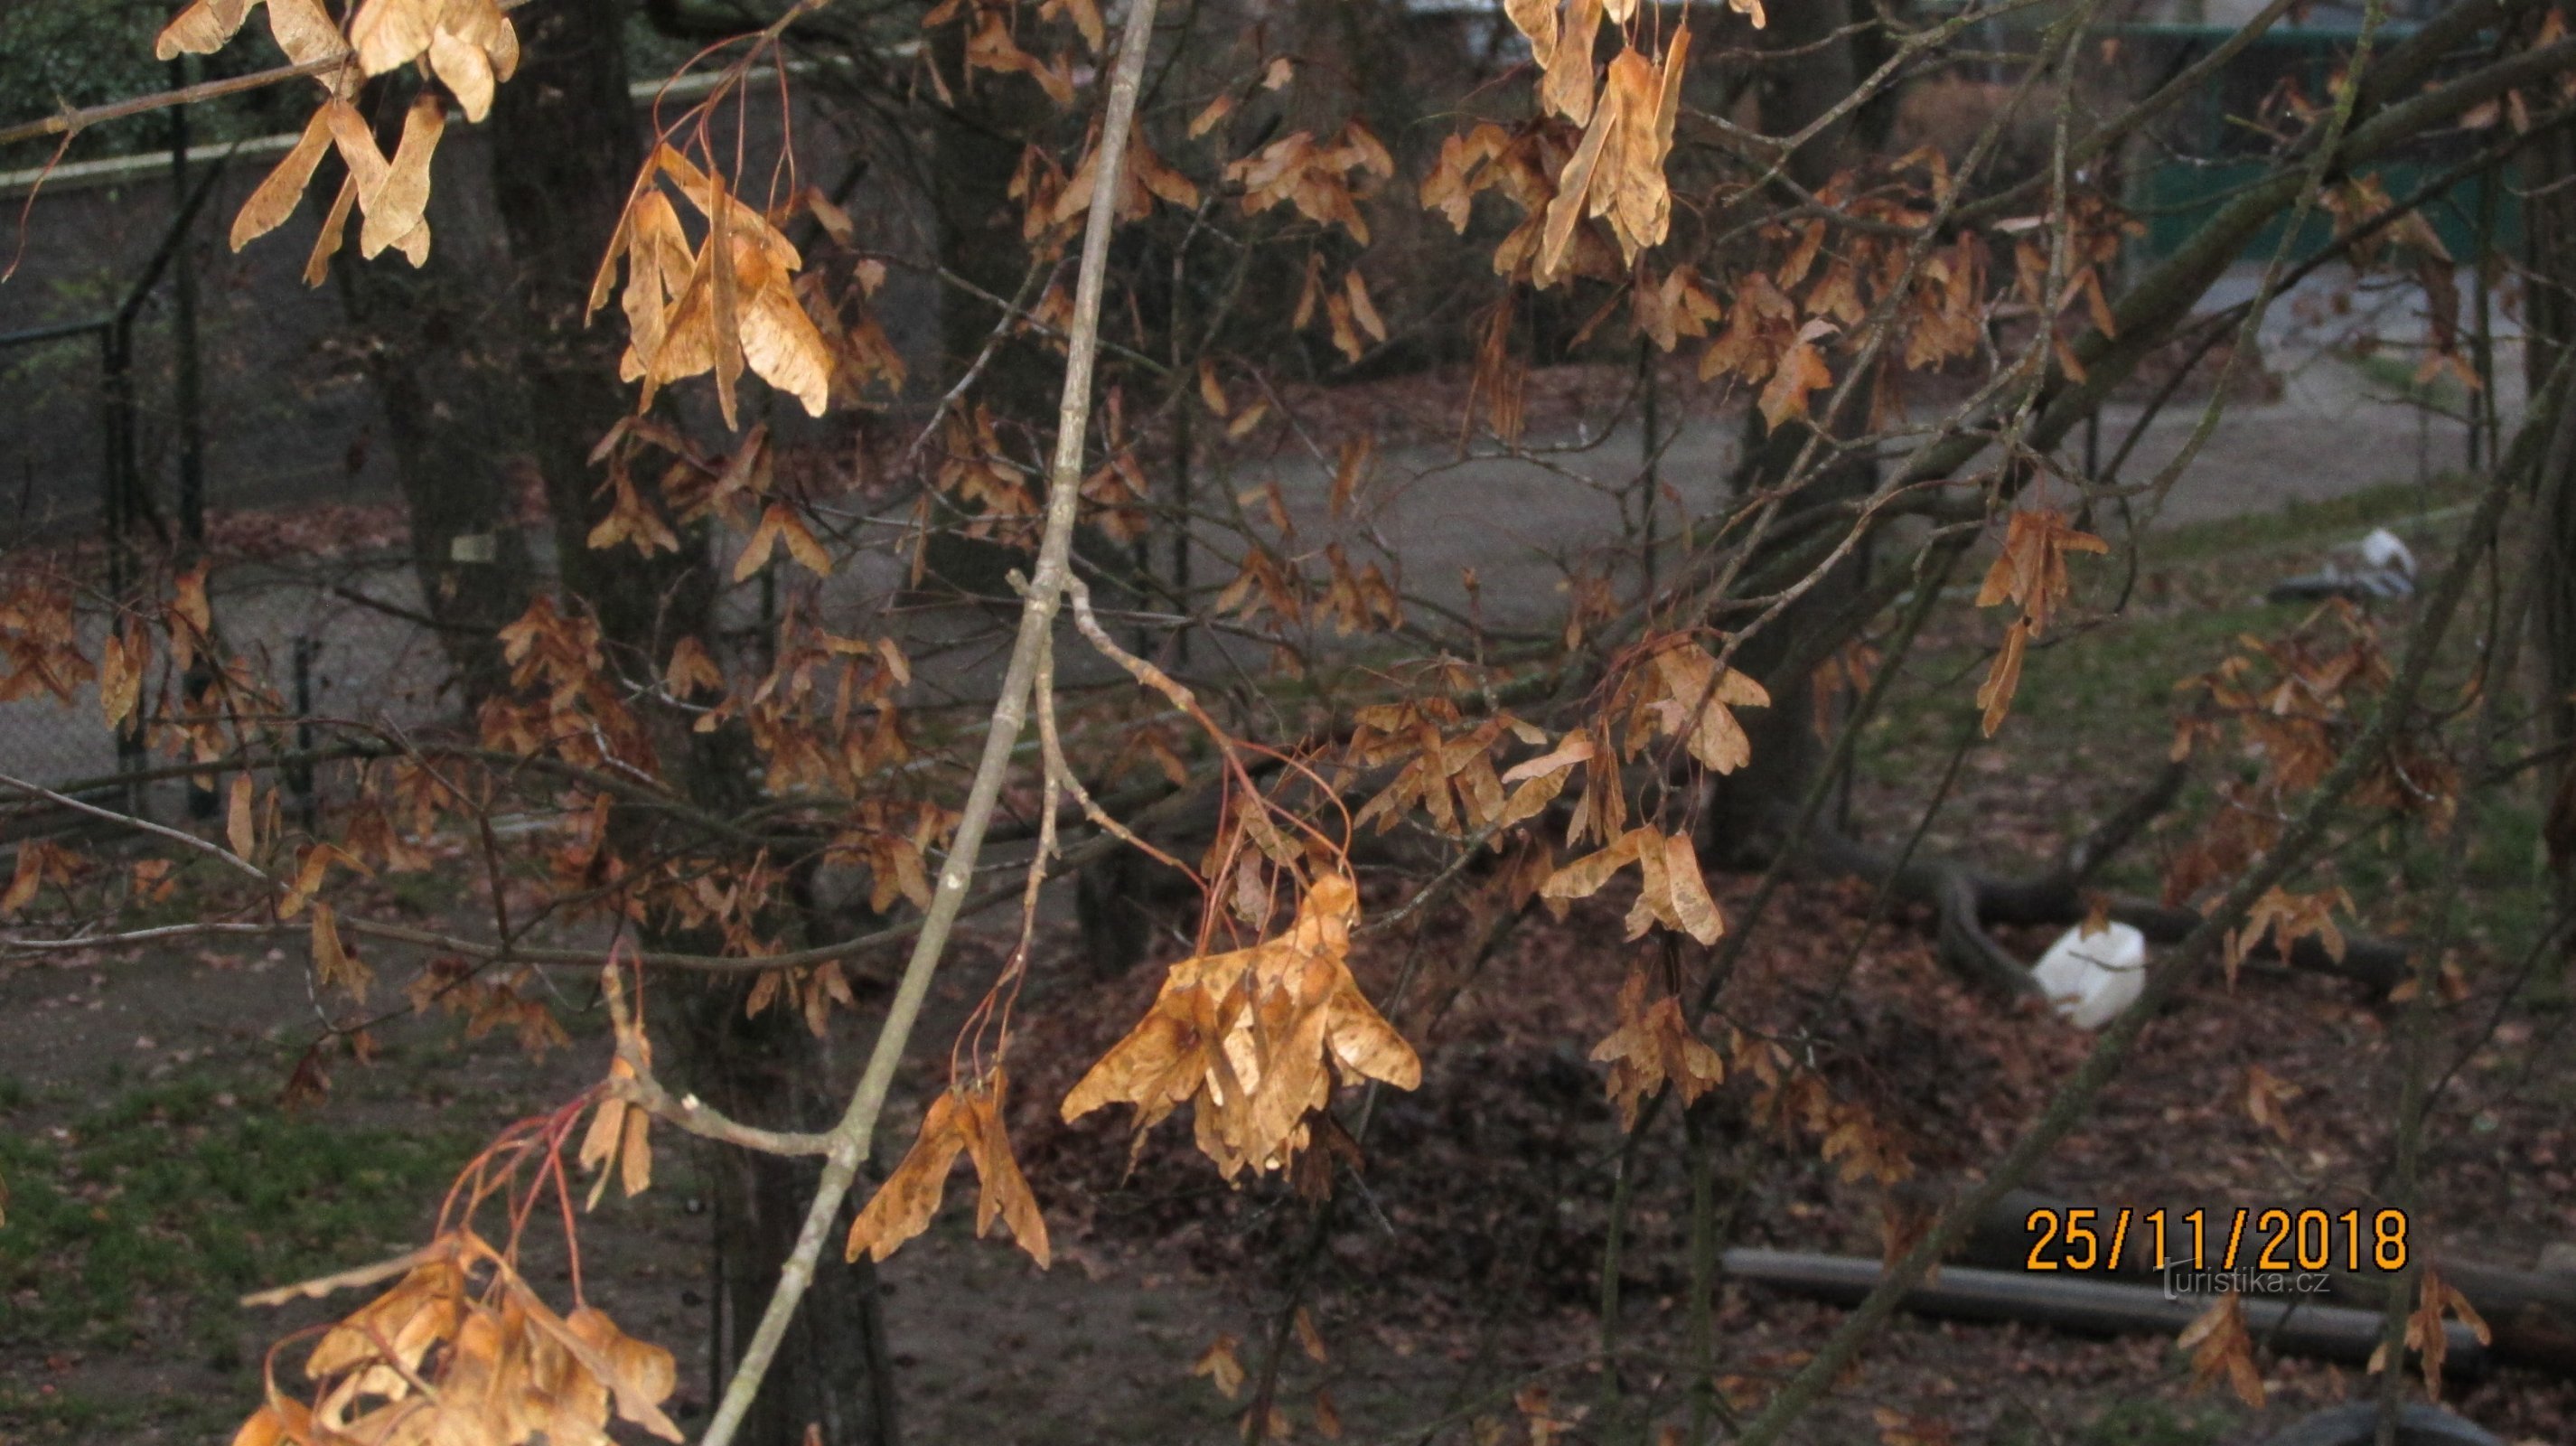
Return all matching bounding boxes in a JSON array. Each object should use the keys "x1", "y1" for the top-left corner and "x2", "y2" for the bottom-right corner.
[{"x1": 1, "y1": 132, "x2": 459, "y2": 813}]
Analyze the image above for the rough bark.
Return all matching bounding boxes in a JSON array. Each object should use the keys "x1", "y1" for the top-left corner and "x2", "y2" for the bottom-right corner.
[
  {"x1": 332, "y1": 75, "x2": 533, "y2": 708},
  {"x1": 688, "y1": 984, "x2": 900, "y2": 1446}
]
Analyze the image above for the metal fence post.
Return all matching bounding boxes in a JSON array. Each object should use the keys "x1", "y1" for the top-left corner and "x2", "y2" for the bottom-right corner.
[{"x1": 292, "y1": 635, "x2": 321, "y2": 831}]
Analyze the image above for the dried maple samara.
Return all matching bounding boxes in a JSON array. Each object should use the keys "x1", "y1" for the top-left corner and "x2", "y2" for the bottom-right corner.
[{"x1": 1061, "y1": 871, "x2": 1419, "y2": 1178}]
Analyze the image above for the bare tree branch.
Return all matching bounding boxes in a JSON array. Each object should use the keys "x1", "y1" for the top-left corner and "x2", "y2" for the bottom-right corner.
[{"x1": 691, "y1": 0, "x2": 1167, "y2": 1432}]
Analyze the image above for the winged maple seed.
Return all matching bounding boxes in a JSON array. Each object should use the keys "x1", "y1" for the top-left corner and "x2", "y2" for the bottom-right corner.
[
  {"x1": 2227, "y1": 884, "x2": 2355, "y2": 985},
  {"x1": 1972, "y1": 506, "x2": 2108, "y2": 736},
  {"x1": 0, "y1": 576, "x2": 97, "y2": 707},
  {"x1": 2241, "y1": 1063, "x2": 2300, "y2": 1142},
  {"x1": 1537, "y1": 28, "x2": 1690, "y2": 285},
  {"x1": 1700, "y1": 273, "x2": 1837, "y2": 427},
  {"x1": 1541, "y1": 826, "x2": 1726, "y2": 945},
  {"x1": 1873, "y1": 1408, "x2": 1958, "y2": 1446},
  {"x1": 588, "y1": 146, "x2": 837, "y2": 427},
  {"x1": 1614, "y1": 635, "x2": 1772, "y2": 775},
  {"x1": 1590, "y1": 972, "x2": 1724, "y2": 1130},
  {"x1": 2178, "y1": 1292, "x2": 2264, "y2": 1408},
  {"x1": 225, "y1": 92, "x2": 449, "y2": 275},
  {"x1": 846, "y1": 1069, "x2": 1051, "y2": 1268},
  {"x1": 2007, "y1": 194, "x2": 2140, "y2": 380},
  {"x1": 2368, "y1": 1265, "x2": 2491, "y2": 1398},
  {"x1": 1191, "y1": 1333, "x2": 1248, "y2": 1399},
  {"x1": 1223, "y1": 121, "x2": 1392, "y2": 244},
  {"x1": 162, "y1": 0, "x2": 521, "y2": 275},
  {"x1": 1346, "y1": 700, "x2": 1547, "y2": 837},
  {"x1": 232, "y1": 1231, "x2": 679, "y2": 1446},
  {"x1": 1, "y1": 840, "x2": 80, "y2": 917},
  {"x1": 156, "y1": 0, "x2": 346, "y2": 68},
  {"x1": 1047, "y1": 128, "x2": 1201, "y2": 234},
  {"x1": 1061, "y1": 872, "x2": 1420, "y2": 1178},
  {"x1": 923, "y1": 0, "x2": 1082, "y2": 104}
]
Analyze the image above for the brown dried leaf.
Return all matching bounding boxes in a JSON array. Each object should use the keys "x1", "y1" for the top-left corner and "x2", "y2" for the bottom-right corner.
[
  {"x1": 155, "y1": 0, "x2": 254, "y2": 59},
  {"x1": 1542, "y1": 0, "x2": 1603, "y2": 124},
  {"x1": 957, "y1": 1071, "x2": 1052, "y2": 1268},
  {"x1": 1976, "y1": 617, "x2": 2029, "y2": 737},
  {"x1": 1343, "y1": 270, "x2": 1386, "y2": 343},
  {"x1": 1193, "y1": 1334, "x2": 1247, "y2": 1399},
  {"x1": 232, "y1": 107, "x2": 333, "y2": 251},
  {"x1": 845, "y1": 1091, "x2": 970, "y2": 1263},
  {"x1": 2178, "y1": 1293, "x2": 2265, "y2": 1409}
]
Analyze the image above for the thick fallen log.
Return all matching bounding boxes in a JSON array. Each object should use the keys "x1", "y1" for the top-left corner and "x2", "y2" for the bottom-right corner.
[
  {"x1": 2260, "y1": 1403, "x2": 2503, "y2": 1446},
  {"x1": 1797, "y1": 761, "x2": 2412, "y2": 995},
  {"x1": 1724, "y1": 1247, "x2": 2491, "y2": 1376},
  {"x1": 1949, "y1": 1189, "x2": 2576, "y2": 1376}
]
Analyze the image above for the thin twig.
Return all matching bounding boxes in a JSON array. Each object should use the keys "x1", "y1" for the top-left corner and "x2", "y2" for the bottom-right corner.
[{"x1": 692, "y1": 0, "x2": 1166, "y2": 1432}]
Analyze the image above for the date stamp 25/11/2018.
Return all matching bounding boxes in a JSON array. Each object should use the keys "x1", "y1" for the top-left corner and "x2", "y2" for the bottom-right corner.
[{"x1": 2020, "y1": 1207, "x2": 2408, "y2": 1298}]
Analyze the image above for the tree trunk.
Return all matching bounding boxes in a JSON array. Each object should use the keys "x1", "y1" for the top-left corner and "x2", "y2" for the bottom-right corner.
[
  {"x1": 485, "y1": 6, "x2": 895, "y2": 1441},
  {"x1": 920, "y1": 52, "x2": 1060, "y2": 597},
  {"x1": 1701, "y1": 0, "x2": 1871, "y2": 861},
  {"x1": 689, "y1": 986, "x2": 901, "y2": 1446},
  {"x1": 2524, "y1": 118, "x2": 2576, "y2": 936},
  {"x1": 333, "y1": 74, "x2": 532, "y2": 709},
  {"x1": 486, "y1": 0, "x2": 690, "y2": 661}
]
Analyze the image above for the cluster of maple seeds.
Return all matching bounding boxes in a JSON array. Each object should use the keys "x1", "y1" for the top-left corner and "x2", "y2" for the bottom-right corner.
[
  {"x1": 162, "y1": 0, "x2": 519, "y2": 277},
  {"x1": 1059, "y1": 872, "x2": 1420, "y2": 1179},
  {"x1": 1508, "y1": 0, "x2": 1699, "y2": 284},
  {"x1": 1972, "y1": 505, "x2": 2111, "y2": 737},
  {"x1": 1424, "y1": 132, "x2": 2031, "y2": 440},
  {"x1": 232, "y1": 1232, "x2": 680, "y2": 1446},
  {"x1": 2163, "y1": 604, "x2": 2458, "y2": 986},
  {"x1": 590, "y1": 147, "x2": 840, "y2": 428}
]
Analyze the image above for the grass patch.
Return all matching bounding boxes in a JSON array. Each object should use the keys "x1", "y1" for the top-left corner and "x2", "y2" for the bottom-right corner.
[
  {"x1": 2072, "y1": 1396, "x2": 2234, "y2": 1446},
  {"x1": 2344, "y1": 349, "x2": 2478, "y2": 421},
  {"x1": 2147, "y1": 472, "x2": 2478, "y2": 568},
  {"x1": 0, "y1": 1072, "x2": 477, "y2": 1434},
  {"x1": 0, "y1": 1385, "x2": 153, "y2": 1440}
]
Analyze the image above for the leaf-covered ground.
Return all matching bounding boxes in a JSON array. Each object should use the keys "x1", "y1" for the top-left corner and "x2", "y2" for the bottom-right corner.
[{"x1": 5, "y1": 474, "x2": 2576, "y2": 1445}]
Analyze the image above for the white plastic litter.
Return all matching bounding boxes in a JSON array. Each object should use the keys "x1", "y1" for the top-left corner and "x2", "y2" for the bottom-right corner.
[
  {"x1": 2030, "y1": 923, "x2": 2148, "y2": 1029},
  {"x1": 2266, "y1": 528, "x2": 2419, "y2": 603},
  {"x1": 2359, "y1": 526, "x2": 2417, "y2": 582}
]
